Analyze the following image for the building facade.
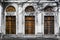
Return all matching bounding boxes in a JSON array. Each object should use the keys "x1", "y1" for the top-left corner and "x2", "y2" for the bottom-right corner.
[{"x1": 0, "y1": 0, "x2": 60, "y2": 39}]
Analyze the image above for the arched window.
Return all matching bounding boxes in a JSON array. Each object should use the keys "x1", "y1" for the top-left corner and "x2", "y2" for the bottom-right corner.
[
  {"x1": 44, "y1": 6, "x2": 53, "y2": 12},
  {"x1": 6, "y1": 6, "x2": 16, "y2": 12},
  {"x1": 25, "y1": 6, "x2": 35, "y2": 12}
]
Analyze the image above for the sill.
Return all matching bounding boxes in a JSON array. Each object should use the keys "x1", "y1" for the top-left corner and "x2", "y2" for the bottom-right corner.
[
  {"x1": 40, "y1": 1, "x2": 58, "y2": 2},
  {"x1": 43, "y1": 34, "x2": 57, "y2": 38},
  {"x1": 4, "y1": 1, "x2": 39, "y2": 2},
  {"x1": 1, "y1": 34, "x2": 59, "y2": 38},
  {"x1": 3, "y1": 1, "x2": 58, "y2": 2}
]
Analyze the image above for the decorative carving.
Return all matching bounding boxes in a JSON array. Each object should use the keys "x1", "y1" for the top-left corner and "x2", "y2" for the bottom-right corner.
[
  {"x1": 25, "y1": 6, "x2": 35, "y2": 12},
  {"x1": 6, "y1": 6, "x2": 16, "y2": 12},
  {"x1": 44, "y1": 6, "x2": 53, "y2": 12}
]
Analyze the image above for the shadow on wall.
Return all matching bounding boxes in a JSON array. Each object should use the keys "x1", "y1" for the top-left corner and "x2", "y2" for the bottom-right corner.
[
  {"x1": 3, "y1": 0, "x2": 8, "y2": 1},
  {"x1": 0, "y1": 0, "x2": 3, "y2": 2}
]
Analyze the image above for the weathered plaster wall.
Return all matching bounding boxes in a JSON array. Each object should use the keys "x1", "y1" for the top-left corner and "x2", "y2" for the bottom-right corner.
[{"x1": 0, "y1": 2, "x2": 59, "y2": 36}]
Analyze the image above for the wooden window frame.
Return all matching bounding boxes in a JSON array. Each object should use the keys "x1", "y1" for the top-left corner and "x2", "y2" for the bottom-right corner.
[
  {"x1": 44, "y1": 16, "x2": 54, "y2": 34},
  {"x1": 25, "y1": 16, "x2": 35, "y2": 34},
  {"x1": 6, "y1": 16, "x2": 16, "y2": 34}
]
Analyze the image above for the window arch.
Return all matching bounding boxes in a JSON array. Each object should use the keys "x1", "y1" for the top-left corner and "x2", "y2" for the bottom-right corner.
[
  {"x1": 6, "y1": 6, "x2": 16, "y2": 12},
  {"x1": 44, "y1": 6, "x2": 53, "y2": 12},
  {"x1": 25, "y1": 6, "x2": 35, "y2": 12}
]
